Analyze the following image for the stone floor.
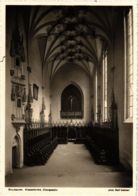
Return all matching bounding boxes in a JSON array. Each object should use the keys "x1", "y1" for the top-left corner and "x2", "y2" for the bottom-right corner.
[{"x1": 5, "y1": 143, "x2": 132, "y2": 187}]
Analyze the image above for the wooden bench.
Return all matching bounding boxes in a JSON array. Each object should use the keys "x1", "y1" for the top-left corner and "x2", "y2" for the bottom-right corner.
[{"x1": 85, "y1": 125, "x2": 119, "y2": 165}]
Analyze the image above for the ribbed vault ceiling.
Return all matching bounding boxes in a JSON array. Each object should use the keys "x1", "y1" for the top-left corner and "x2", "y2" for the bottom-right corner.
[{"x1": 19, "y1": 6, "x2": 124, "y2": 79}]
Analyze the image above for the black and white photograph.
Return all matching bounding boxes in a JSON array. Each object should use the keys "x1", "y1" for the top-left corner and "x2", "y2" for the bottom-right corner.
[{"x1": 0, "y1": 0, "x2": 137, "y2": 195}]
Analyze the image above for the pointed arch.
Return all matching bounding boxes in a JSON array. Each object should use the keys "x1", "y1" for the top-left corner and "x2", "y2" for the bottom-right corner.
[{"x1": 61, "y1": 83, "x2": 84, "y2": 119}]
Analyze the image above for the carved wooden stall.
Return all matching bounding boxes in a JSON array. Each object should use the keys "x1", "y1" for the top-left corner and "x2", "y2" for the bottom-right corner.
[
  {"x1": 85, "y1": 125, "x2": 119, "y2": 164},
  {"x1": 50, "y1": 123, "x2": 92, "y2": 143},
  {"x1": 24, "y1": 123, "x2": 58, "y2": 166},
  {"x1": 85, "y1": 92, "x2": 119, "y2": 165},
  {"x1": 23, "y1": 91, "x2": 119, "y2": 166},
  {"x1": 23, "y1": 121, "x2": 119, "y2": 166}
]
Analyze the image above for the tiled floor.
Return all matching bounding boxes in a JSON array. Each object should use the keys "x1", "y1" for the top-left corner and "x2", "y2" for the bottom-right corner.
[{"x1": 5, "y1": 143, "x2": 132, "y2": 187}]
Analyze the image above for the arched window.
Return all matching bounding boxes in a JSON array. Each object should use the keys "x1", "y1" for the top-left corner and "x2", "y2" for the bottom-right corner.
[
  {"x1": 124, "y1": 8, "x2": 133, "y2": 122},
  {"x1": 61, "y1": 84, "x2": 83, "y2": 119},
  {"x1": 102, "y1": 50, "x2": 108, "y2": 122},
  {"x1": 95, "y1": 70, "x2": 98, "y2": 122}
]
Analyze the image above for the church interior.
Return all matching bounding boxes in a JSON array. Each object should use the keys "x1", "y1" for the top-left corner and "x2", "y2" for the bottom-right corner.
[{"x1": 5, "y1": 5, "x2": 133, "y2": 187}]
